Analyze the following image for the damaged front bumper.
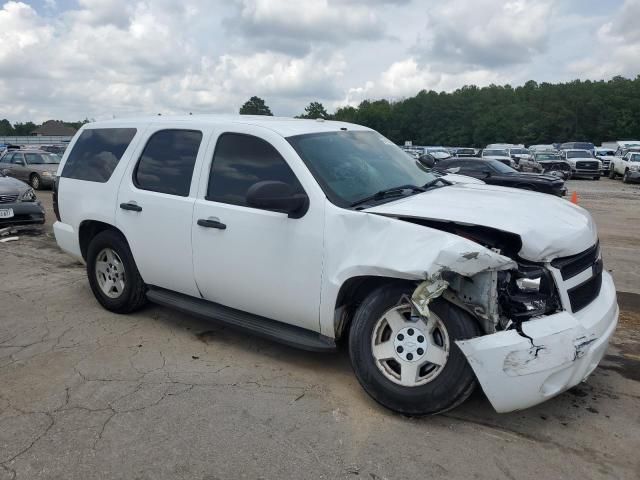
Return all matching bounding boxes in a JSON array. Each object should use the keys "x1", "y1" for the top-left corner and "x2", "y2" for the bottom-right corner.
[{"x1": 457, "y1": 271, "x2": 618, "y2": 413}]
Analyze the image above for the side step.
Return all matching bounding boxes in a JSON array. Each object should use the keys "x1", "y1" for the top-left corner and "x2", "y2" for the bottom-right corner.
[{"x1": 146, "y1": 287, "x2": 336, "y2": 353}]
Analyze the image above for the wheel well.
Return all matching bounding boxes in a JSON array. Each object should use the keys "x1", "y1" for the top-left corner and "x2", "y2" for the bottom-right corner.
[
  {"x1": 333, "y1": 276, "x2": 416, "y2": 341},
  {"x1": 78, "y1": 220, "x2": 125, "y2": 261}
]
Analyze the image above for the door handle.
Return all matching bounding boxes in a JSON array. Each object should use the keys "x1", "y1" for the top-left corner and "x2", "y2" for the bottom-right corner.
[
  {"x1": 197, "y1": 218, "x2": 226, "y2": 230},
  {"x1": 120, "y1": 202, "x2": 142, "y2": 212}
]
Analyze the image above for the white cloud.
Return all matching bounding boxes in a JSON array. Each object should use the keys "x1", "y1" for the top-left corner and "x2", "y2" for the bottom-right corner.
[{"x1": 0, "y1": 0, "x2": 636, "y2": 122}]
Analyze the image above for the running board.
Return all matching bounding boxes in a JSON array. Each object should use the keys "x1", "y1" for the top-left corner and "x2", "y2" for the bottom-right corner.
[{"x1": 146, "y1": 287, "x2": 336, "y2": 353}]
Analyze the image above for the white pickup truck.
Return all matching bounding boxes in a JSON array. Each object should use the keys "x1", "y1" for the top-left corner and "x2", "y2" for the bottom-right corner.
[{"x1": 609, "y1": 149, "x2": 640, "y2": 183}]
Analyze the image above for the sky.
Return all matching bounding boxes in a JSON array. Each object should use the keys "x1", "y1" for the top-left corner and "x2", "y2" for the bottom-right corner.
[{"x1": 0, "y1": 0, "x2": 638, "y2": 122}]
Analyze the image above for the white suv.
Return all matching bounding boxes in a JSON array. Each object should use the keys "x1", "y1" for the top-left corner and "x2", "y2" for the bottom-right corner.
[{"x1": 53, "y1": 116, "x2": 618, "y2": 415}]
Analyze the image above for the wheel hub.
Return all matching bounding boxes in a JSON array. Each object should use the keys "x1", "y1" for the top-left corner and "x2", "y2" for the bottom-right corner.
[{"x1": 393, "y1": 326, "x2": 427, "y2": 362}]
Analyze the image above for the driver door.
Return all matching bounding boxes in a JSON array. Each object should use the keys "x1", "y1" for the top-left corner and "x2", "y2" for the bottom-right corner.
[{"x1": 191, "y1": 127, "x2": 325, "y2": 332}]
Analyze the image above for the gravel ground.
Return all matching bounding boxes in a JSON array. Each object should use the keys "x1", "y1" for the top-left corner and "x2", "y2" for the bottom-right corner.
[{"x1": 1, "y1": 179, "x2": 639, "y2": 480}]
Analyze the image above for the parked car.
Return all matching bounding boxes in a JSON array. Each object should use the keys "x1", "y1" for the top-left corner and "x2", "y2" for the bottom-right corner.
[
  {"x1": 609, "y1": 149, "x2": 640, "y2": 183},
  {"x1": 40, "y1": 145, "x2": 67, "y2": 155},
  {"x1": 559, "y1": 142, "x2": 595, "y2": 155},
  {"x1": 595, "y1": 147, "x2": 616, "y2": 175},
  {"x1": 53, "y1": 116, "x2": 616, "y2": 415},
  {"x1": 532, "y1": 152, "x2": 572, "y2": 179},
  {"x1": 0, "y1": 170, "x2": 45, "y2": 226},
  {"x1": 506, "y1": 147, "x2": 531, "y2": 170},
  {"x1": 0, "y1": 149, "x2": 61, "y2": 189},
  {"x1": 559, "y1": 149, "x2": 601, "y2": 180},
  {"x1": 528, "y1": 144, "x2": 556, "y2": 153},
  {"x1": 481, "y1": 148, "x2": 517, "y2": 168},
  {"x1": 453, "y1": 147, "x2": 476, "y2": 157},
  {"x1": 424, "y1": 147, "x2": 453, "y2": 160},
  {"x1": 433, "y1": 158, "x2": 567, "y2": 196}
]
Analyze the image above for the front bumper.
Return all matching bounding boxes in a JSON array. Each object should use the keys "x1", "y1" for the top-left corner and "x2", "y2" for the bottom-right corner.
[
  {"x1": 571, "y1": 169, "x2": 599, "y2": 178},
  {"x1": 625, "y1": 170, "x2": 640, "y2": 182},
  {"x1": 0, "y1": 201, "x2": 45, "y2": 226},
  {"x1": 457, "y1": 271, "x2": 618, "y2": 413}
]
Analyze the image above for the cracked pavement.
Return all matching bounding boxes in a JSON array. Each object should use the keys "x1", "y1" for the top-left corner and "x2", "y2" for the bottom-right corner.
[{"x1": 1, "y1": 183, "x2": 639, "y2": 480}]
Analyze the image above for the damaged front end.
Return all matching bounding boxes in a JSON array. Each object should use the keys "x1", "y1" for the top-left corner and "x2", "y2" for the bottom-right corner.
[{"x1": 405, "y1": 222, "x2": 617, "y2": 413}]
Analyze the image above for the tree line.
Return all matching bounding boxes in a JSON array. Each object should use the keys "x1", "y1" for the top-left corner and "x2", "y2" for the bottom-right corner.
[
  {"x1": 241, "y1": 76, "x2": 640, "y2": 147},
  {"x1": 0, "y1": 119, "x2": 89, "y2": 136}
]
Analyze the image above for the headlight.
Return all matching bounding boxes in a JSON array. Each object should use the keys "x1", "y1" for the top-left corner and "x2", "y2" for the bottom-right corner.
[
  {"x1": 515, "y1": 276, "x2": 541, "y2": 292},
  {"x1": 41, "y1": 171, "x2": 52, "y2": 177},
  {"x1": 630, "y1": 165, "x2": 639, "y2": 172},
  {"x1": 19, "y1": 188, "x2": 36, "y2": 202}
]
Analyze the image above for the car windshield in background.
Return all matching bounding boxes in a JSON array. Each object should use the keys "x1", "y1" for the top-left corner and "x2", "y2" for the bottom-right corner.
[
  {"x1": 488, "y1": 160, "x2": 517, "y2": 174},
  {"x1": 566, "y1": 150, "x2": 592, "y2": 159},
  {"x1": 483, "y1": 149, "x2": 508, "y2": 157},
  {"x1": 287, "y1": 131, "x2": 437, "y2": 207},
  {"x1": 537, "y1": 153, "x2": 560, "y2": 160},
  {"x1": 510, "y1": 149, "x2": 528, "y2": 154},
  {"x1": 26, "y1": 153, "x2": 61, "y2": 164}
]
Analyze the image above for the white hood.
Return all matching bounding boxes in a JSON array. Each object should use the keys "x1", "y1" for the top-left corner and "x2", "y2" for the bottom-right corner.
[{"x1": 366, "y1": 183, "x2": 597, "y2": 262}]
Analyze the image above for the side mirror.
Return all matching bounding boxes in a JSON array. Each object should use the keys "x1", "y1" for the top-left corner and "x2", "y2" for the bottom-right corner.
[
  {"x1": 482, "y1": 170, "x2": 492, "y2": 177},
  {"x1": 246, "y1": 181, "x2": 309, "y2": 219},
  {"x1": 417, "y1": 154, "x2": 435, "y2": 169}
]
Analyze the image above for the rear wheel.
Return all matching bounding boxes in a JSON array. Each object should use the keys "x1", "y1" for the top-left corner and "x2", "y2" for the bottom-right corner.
[
  {"x1": 593, "y1": 175, "x2": 600, "y2": 181},
  {"x1": 348, "y1": 284, "x2": 480, "y2": 415},
  {"x1": 86, "y1": 229, "x2": 147, "y2": 313},
  {"x1": 30, "y1": 174, "x2": 41, "y2": 190}
]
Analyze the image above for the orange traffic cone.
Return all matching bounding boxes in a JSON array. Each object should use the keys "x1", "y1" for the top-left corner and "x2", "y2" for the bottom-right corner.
[{"x1": 570, "y1": 191, "x2": 578, "y2": 204}]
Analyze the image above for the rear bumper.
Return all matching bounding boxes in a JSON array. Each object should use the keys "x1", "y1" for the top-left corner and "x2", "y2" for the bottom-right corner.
[
  {"x1": 0, "y1": 202, "x2": 45, "y2": 226},
  {"x1": 457, "y1": 272, "x2": 618, "y2": 413},
  {"x1": 53, "y1": 221, "x2": 83, "y2": 260}
]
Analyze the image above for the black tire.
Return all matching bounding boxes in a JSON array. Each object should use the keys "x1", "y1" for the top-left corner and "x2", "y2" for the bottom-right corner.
[
  {"x1": 623, "y1": 170, "x2": 630, "y2": 183},
  {"x1": 593, "y1": 175, "x2": 600, "y2": 181},
  {"x1": 609, "y1": 168, "x2": 616, "y2": 179},
  {"x1": 86, "y1": 229, "x2": 147, "y2": 313},
  {"x1": 348, "y1": 284, "x2": 481, "y2": 415},
  {"x1": 30, "y1": 174, "x2": 41, "y2": 190}
]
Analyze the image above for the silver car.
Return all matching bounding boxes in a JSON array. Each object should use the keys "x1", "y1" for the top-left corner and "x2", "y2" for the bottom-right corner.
[{"x1": 0, "y1": 149, "x2": 60, "y2": 190}]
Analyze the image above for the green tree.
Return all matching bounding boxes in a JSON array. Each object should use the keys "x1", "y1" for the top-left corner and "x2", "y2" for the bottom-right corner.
[
  {"x1": 0, "y1": 119, "x2": 14, "y2": 135},
  {"x1": 239, "y1": 96, "x2": 273, "y2": 116},
  {"x1": 12, "y1": 122, "x2": 37, "y2": 136},
  {"x1": 298, "y1": 101, "x2": 329, "y2": 119}
]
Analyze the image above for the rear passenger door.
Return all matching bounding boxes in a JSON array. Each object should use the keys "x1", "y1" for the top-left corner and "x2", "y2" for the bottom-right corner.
[
  {"x1": 116, "y1": 127, "x2": 210, "y2": 297},
  {"x1": 191, "y1": 128, "x2": 324, "y2": 332},
  {"x1": 9, "y1": 153, "x2": 27, "y2": 182}
]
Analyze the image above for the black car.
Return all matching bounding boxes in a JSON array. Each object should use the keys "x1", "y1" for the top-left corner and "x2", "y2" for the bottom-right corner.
[
  {"x1": 454, "y1": 147, "x2": 476, "y2": 157},
  {"x1": 0, "y1": 170, "x2": 45, "y2": 227},
  {"x1": 433, "y1": 158, "x2": 567, "y2": 196}
]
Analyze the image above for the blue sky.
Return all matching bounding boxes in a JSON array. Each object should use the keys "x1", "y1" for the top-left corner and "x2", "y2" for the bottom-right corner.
[{"x1": 1, "y1": 0, "x2": 638, "y2": 122}]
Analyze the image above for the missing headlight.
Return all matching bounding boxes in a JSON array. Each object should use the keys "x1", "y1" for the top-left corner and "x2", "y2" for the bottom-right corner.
[{"x1": 499, "y1": 265, "x2": 560, "y2": 320}]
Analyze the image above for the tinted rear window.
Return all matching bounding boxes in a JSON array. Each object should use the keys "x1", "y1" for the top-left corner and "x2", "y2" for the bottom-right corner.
[{"x1": 61, "y1": 128, "x2": 137, "y2": 182}]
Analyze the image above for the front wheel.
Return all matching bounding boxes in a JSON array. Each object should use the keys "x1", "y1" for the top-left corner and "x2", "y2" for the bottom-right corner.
[
  {"x1": 623, "y1": 170, "x2": 630, "y2": 183},
  {"x1": 609, "y1": 168, "x2": 616, "y2": 179},
  {"x1": 348, "y1": 284, "x2": 480, "y2": 415},
  {"x1": 30, "y1": 174, "x2": 41, "y2": 190},
  {"x1": 593, "y1": 175, "x2": 600, "y2": 181},
  {"x1": 86, "y1": 229, "x2": 147, "y2": 313}
]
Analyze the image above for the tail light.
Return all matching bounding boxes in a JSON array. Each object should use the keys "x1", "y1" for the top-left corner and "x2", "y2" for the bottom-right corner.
[{"x1": 53, "y1": 176, "x2": 60, "y2": 221}]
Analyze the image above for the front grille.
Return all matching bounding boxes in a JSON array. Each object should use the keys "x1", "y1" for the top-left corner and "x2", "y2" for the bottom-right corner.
[
  {"x1": 0, "y1": 194, "x2": 18, "y2": 204},
  {"x1": 576, "y1": 161, "x2": 598, "y2": 170},
  {"x1": 568, "y1": 271, "x2": 603, "y2": 312},
  {"x1": 551, "y1": 243, "x2": 600, "y2": 280}
]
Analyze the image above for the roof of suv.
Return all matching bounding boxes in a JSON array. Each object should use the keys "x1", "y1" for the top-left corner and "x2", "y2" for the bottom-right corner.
[{"x1": 83, "y1": 115, "x2": 370, "y2": 138}]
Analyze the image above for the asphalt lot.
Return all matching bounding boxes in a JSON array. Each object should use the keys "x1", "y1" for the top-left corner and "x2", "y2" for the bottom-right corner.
[{"x1": 1, "y1": 179, "x2": 639, "y2": 480}]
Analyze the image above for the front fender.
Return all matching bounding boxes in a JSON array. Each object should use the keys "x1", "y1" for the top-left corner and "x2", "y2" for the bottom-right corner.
[{"x1": 319, "y1": 203, "x2": 516, "y2": 337}]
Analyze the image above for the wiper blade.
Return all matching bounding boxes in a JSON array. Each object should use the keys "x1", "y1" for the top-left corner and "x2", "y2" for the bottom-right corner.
[
  {"x1": 350, "y1": 184, "x2": 425, "y2": 208},
  {"x1": 423, "y1": 177, "x2": 451, "y2": 189}
]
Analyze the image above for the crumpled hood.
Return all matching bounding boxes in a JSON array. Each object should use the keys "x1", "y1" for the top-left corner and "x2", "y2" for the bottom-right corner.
[{"x1": 366, "y1": 183, "x2": 597, "y2": 262}]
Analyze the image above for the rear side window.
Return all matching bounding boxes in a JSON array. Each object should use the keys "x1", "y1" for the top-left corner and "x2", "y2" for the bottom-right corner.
[
  {"x1": 134, "y1": 129, "x2": 202, "y2": 197},
  {"x1": 207, "y1": 133, "x2": 303, "y2": 207},
  {"x1": 61, "y1": 128, "x2": 137, "y2": 182}
]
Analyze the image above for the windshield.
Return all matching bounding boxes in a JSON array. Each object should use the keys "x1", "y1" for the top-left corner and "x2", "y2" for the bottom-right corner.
[
  {"x1": 510, "y1": 148, "x2": 528, "y2": 155},
  {"x1": 536, "y1": 153, "x2": 560, "y2": 160},
  {"x1": 483, "y1": 149, "x2": 508, "y2": 157},
  {"x1": 287, "y1": 131, "x2": 437, "y2": 207},
  {"x1": 566, "y1": 150, "x2": 592, "y2": 159},
  {"x1": 25, "y1": 153, "x2": 60, "y2": 164}
]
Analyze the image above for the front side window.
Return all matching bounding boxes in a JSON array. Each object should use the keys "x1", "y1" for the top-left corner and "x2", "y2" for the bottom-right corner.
[
  {"x1": 62, "y1": 128, "x2": 137, "y2": 182},
  {"x1": 631, "y1": 154, "x2": 640, "y2": 163},
  {"x1": 11, "y1": 153, "x2": 24, "y2": 164},
  {"x1": 207, "y1": 133, "x2": 303, "y2": 207},
  {"x1": 134, "y1": 129, "x2": 202, "y2": 197},
  {"x1": 287, "y1": 130, "x2": 437, "y2": 207}
]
